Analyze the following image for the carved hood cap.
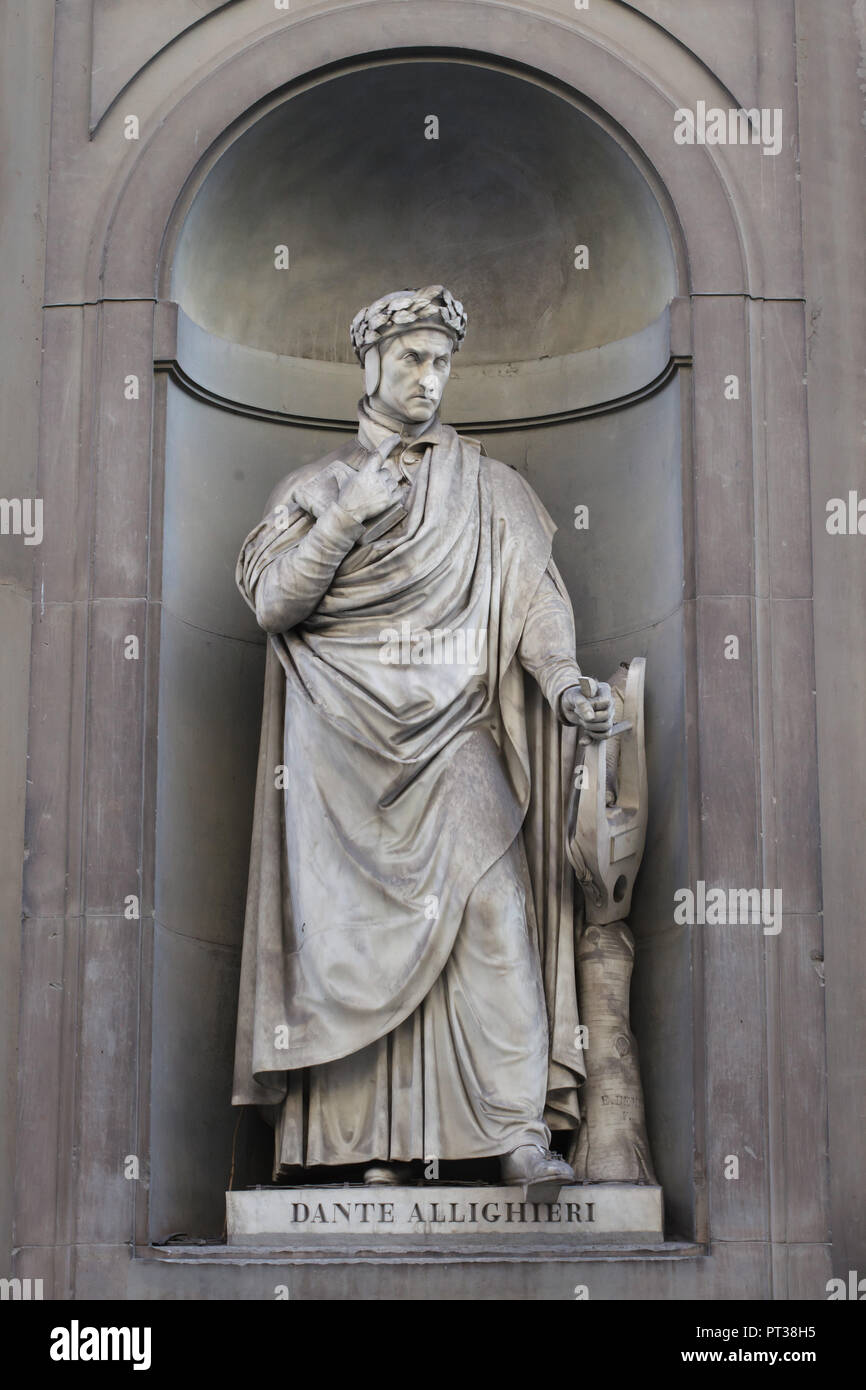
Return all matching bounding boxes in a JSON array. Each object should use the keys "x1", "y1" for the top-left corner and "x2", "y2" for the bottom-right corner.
[{"x1": 350, "y1": 285, "x2": 468, "y2": 361}]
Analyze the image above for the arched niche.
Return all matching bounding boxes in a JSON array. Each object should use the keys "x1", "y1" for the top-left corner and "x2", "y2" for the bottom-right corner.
[
  {"x1": 151, "y1": 55, "x2": 693, "y2": 1241},
  {"x1": 171, "y1": 62, "x2": 676, "y2": 364}
]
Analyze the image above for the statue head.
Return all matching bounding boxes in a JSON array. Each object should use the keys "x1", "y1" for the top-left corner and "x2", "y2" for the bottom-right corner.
[{"x1": 350, "y1": 285, "x2": 467, "y2": 425}]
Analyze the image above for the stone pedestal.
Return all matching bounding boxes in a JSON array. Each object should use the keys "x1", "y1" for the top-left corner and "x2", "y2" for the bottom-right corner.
[{"x1": 226, "y1": 1184, "x2": 664, "y2": 1250}]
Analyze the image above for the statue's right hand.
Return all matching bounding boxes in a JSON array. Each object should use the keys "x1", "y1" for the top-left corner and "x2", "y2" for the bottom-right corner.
[{"x1": 336, "y1": 434, "x2": 403, "y2": 523}]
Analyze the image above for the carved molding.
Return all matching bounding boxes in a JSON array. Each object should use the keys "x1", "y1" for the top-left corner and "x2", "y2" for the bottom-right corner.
[{"x1": 155, "y1": 300, "x2": 692, "y2": 430}]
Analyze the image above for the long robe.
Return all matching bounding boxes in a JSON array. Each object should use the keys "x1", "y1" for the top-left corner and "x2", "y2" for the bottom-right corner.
[{"x1": 233, "y1": 420, "x2": 585, "y2": 1169}]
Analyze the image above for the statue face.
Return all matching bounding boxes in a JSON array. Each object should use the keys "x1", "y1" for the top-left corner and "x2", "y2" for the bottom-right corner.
[{"x1": 371, "y1": 328, "x2": 454, "y2": 424}]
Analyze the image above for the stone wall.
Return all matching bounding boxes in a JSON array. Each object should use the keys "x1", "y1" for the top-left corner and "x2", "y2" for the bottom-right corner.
[{"x1": 3, "y1": 0, "x2": 863, "y2": 1300}]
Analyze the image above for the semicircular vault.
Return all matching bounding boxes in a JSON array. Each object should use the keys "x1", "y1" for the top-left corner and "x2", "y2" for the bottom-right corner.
[{"x1": 172, "y1": 60, "x2": 677, "y2": 365}]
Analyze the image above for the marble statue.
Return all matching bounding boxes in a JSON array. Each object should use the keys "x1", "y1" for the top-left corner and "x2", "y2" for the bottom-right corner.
[{"x1": 232, "y1": 284, "x2": 651, "y2": 1204}]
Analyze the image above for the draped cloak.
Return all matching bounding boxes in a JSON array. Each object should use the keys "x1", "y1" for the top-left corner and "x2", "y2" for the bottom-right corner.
[{"x1": 232, "y1": 423, "x2": 586, "y2": 1147}]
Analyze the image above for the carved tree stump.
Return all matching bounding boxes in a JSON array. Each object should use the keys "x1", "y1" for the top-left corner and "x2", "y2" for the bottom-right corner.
[
  {"x1": 566, "y1": 657, "x2": 657, "y2": 1184},
  {"x1": 568, "y1": 920, "x2": 657, "y2": 1183}
]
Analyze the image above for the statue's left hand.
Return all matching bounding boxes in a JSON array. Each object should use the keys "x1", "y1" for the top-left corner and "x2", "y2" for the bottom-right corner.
[{"x1": 560, "y1": 680, "x2": 614, "y2": 739}]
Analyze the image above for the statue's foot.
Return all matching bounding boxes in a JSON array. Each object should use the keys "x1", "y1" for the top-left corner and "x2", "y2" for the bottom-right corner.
[
  {"x1": 363, "y1": 1161, "x2": 412, "y2": 1185},
  {"x1": 500, "y1": 1144, "x2": 574, "y2": 1203}
]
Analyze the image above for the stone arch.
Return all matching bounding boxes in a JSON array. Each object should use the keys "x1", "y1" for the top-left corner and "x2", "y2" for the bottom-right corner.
[{"x1": 88, "y1": 1, "x2": 759, "y2": 301}]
